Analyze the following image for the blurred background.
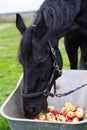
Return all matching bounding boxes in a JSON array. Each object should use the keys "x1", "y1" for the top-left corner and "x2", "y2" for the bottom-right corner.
[{"x1": 0, "y1": 0, "x2": 44, "y2": 14}]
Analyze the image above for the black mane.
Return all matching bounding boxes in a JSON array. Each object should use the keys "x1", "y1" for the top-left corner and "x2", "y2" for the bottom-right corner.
[{"x1": 33, "y1": 0, "x2": 81, "y2": 35}]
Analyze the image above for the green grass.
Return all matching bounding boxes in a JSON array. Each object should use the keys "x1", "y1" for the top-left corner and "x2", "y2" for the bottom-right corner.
[
  {"x1": 0, "y1": 19, "x2": 69, "y2": 130},
  {"x1": 59, "y1": 38, "x2": 70, "y2": 69},
  {"x1": 0, "y1": 22, "x2": 21, "y2": 106},
  {"x1": 0, "y1": 20, "x2": 32, "y2": 130},
  {"x1": 0, "y1": 22, "x2": 22, "y2": 130}
]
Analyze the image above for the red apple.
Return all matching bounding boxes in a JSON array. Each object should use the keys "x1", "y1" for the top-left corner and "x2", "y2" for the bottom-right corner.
[
  {"x1": 75, "y1": 106, "x2": 80, "y2": 110},
  {"x1": 67, "y1": 111, "x2": 75, "y2": 119},
  {"x1": 34, "y1": 117, "x2": 39, "y2": 120},
  {"x1": 72, "y1": 117, "x2": 80, "y2": 122},
  {"x1": 65, "y1": 115, "x2": 72, "y2": 122},
  {"x1": 53, "y1": 111, "x2": 59, "y2": 116},
  {"x1": 66, "y1": 118, "x2": 72, "y2": 122},
  {"x1": 61, "y1": 110, "x2": 68, "y2": 117},
  {"x1": 44, "y1": 118, "x2": 48, "y2": 121},
  {"x1": 47, "y1": 105, "x2": 56, "y2": 112}
]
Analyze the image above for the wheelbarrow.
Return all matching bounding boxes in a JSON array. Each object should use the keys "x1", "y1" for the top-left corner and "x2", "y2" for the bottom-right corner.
[{"x1": 1, "y1": 70, "x2": 87, "y2": 130}]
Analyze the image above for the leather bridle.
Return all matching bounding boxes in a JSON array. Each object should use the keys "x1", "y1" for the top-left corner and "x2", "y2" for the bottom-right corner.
[
  {"x1": 21, "y1": 23, "x2": 87, "y2": 99},
  {"x1": 21, "y1": 40, "x2": 87, "y2": 99},
  {"x1": 22, "y1": 40, "x2": 62, "y2": 98}
]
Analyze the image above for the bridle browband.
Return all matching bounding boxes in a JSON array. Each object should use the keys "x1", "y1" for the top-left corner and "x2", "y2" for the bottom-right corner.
[{"x1": 22, "y1": 40, "x2": 62, "y2": 98}]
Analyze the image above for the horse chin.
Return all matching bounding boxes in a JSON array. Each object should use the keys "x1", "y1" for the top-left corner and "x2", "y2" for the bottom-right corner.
[
  {"x1": 24, "y1": 108, "x2": 39, "y2": 119},
  {"x1": 23, "y1": 96, "x2": 48, "y2": 119}
]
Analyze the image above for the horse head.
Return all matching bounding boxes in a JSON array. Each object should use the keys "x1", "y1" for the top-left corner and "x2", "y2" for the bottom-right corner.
[{"x1": 16, "y1": 12, "x2": 62, "y2": 119}]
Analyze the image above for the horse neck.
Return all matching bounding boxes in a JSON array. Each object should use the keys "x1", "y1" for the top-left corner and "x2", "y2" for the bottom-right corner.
[{"x1": 41, "y1": 0, "x2": 81, "y2": 34}]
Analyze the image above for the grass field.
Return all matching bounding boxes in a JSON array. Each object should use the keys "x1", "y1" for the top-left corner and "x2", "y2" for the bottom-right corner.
[
  {"x1": 0, "y1": 21, "x2": 22, "y2": 130},
  {"x1": 0, "y1": 14, "x2": 70, "y2": 130}
]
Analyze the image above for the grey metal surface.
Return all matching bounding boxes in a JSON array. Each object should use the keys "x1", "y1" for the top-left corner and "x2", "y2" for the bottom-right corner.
[{"x1": 1, "y1": 70, "x2": 87, "y2": 130}]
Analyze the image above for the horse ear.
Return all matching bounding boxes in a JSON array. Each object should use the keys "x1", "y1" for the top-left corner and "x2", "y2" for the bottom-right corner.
[
  {"x1": 35, "y1": 11, "x2": 47, "y2": 38},
  {"x1": 16, "y1": 13, "x2": 27, "y2": 34}
]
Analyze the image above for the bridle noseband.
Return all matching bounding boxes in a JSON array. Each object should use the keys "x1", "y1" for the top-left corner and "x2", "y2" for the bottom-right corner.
[{"x1": 22, "y1": 40, "x2": 62, "y2": 98}]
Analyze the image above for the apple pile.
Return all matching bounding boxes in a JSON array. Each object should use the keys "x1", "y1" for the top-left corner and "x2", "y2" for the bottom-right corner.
[{"x1": 34, "y1": 102, "x2": 85, "y2": 122}]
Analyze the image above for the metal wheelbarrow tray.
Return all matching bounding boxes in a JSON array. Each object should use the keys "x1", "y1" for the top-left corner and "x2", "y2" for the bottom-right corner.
[{"x1": 1, "y1": 70, "x2": 87, "y2": 130}]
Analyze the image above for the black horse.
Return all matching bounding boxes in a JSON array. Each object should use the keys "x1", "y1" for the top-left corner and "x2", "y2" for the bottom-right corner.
[{"x1": 16, "y1": 0, "x2": 84, "y2": 119}]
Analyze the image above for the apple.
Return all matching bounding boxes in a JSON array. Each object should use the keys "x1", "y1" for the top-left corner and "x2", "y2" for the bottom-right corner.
[
  {"x1": 64, "y1": 102, "x2": 76, "y2": 112},
  {"x1": 47, "y1": 113, "x2": 56, "y2": 121},
  {"x1": 66, "y1": 118, "x2": 72, "y2": 122},
  {"x1": 38, "y1": 112, "x2": 46, "y2": 120},
  {"x1": 75, "y1": 107, "x2": 84, "y2": 119},
  {"x1": 70, "y1": 106, "x2": 76, "y2": 112},
  {"x1": 56, "y1": 114, "x2": 66, "y2": 122},
  {"x1": 67, "y1": 111, "x2": 75, "y2": 119},
  {"x1": 44, "y1": 118, "x2": 48, "y2": 121},
  {"x1": 65, "y1": 102, "x2": 72, "y2": 108},
  {"x1": 72, "y1": 117, "x2": 80, "y2": 122},
  {"x1": 53, "y1": 111, "x2": 59, "y2": 116},
  {"x1": 34, "y1": 117, "x2": 39, "y2": 120},
  {"x1": 61, "y1": 110, "x2": 68, "y2": 117},
  {"x1": 47, "y1": 105, "x2": 55, "y2": 112},
  {"x1": 75, "y1": 106, "x2": 80, "y2": 110}
]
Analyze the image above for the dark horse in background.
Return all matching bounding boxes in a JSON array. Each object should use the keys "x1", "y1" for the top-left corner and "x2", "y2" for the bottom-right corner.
[
  {"x1": 16, "y1": 0, "x2": 87, "y2": 119},
  {"x1": 64, "y1": 0, "x2": 87, "y2": 69}
]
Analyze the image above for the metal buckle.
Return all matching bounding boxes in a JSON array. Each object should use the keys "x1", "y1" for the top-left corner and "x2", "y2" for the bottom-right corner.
[
  {"x1": 53, "y1": 62, "x2": 62, "y2": 76},
  {"x1": 53, "y1": 62, "x2": 59, "y2": 70},
  {"x1": 51, "y1": 47, "x2": 56, "y2": 56}
]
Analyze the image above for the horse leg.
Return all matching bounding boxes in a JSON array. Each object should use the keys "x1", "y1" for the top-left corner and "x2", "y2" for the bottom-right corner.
[
  {"x1": 64, "y1": 35, "x2": 79, "y2": 69},
  {"x1": 80, "y1": 42, "x2": 87, "y2": 69}
]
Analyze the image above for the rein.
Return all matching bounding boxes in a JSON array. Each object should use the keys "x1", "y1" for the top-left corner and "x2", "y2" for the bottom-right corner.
[{"x1": 55, "y1": 83, "x2": 87, "y2": 98}]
